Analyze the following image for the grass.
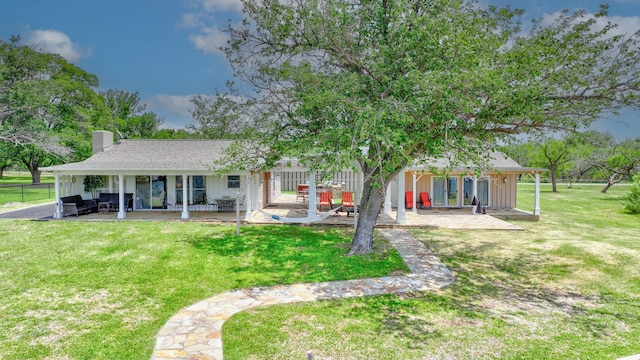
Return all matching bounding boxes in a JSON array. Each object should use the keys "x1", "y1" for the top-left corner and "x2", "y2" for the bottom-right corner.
[
  {"x1": 0, "y1": 171, "x2": 56, "y2": 207},
  {"x1": 222, "y1": 184, "x2": 640, "y2": 359},
  {"x1": 0, "y1": 222, "x2": 407, "y2": 359}
]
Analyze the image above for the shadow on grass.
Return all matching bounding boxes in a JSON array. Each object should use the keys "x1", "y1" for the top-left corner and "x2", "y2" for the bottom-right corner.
[{"x1": 184, "y1": 224, "x2": 406, "y2": 287}]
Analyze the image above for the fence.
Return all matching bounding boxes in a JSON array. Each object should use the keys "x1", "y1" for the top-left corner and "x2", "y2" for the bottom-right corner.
[
  {"x1": 280, "y1": 171, "x2": 359, "y2": 192},
  {"x1": 0, "y1": 183, "x2": 55, "y2": 205}
]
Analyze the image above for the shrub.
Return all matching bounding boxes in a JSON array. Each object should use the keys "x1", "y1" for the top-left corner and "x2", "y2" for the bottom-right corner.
[{"x1": 624, "y1": 174, "x2": 640, "y2": 214}]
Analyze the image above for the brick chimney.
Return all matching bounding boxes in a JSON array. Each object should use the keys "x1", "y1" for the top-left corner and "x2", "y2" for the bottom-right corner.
[{"x1": 92, "y1": 131, "x2": 114, "y2": 154}]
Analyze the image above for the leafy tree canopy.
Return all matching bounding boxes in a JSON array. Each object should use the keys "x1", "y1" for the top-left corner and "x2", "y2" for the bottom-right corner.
[{"x1": 219, "y1": 0, "x2": 639, "y2": 254}]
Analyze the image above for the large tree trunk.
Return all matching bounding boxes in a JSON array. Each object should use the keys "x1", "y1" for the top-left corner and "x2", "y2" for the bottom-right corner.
[
  {"x1": 549, "y1": 166, "x2": 558, "y2": 192},
  {"x1": 601, "y1": 173, "x2": 621, "y2": 193},
  {"x1": 30, "y1": 169, "x2": 41, "y2": 184},
  {"x1": 347, "y1": 177, "x2": 386, "y2": 256}
]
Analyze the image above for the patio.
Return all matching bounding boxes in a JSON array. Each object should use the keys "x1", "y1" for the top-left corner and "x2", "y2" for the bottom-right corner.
[{"x1": 65, "y1": 193, "x2": 528, "y2": 231}]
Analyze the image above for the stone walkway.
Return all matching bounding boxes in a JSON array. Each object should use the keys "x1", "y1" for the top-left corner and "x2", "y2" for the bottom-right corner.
[{"x1": 151, "y1": 229, "x2": 455, "y2": 360}]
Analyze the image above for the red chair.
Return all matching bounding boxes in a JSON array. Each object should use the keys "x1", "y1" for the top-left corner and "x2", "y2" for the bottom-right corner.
[
  {"x1": 420, "y1": 192, "x2": 432, "y2": 208},
  {"x1": 341, "y1": 191, "x2": 354, "y2": 208},
  {"x1": 319, "y1": 191, "x2": 333, "y2": 210},
  {"x1": 405, "y1": 191, "x2": 414, "y2": 209}
]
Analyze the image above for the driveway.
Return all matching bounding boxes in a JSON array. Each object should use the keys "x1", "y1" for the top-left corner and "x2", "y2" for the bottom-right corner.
[{"x1": 0, "y1": 203, "x2": 55, "y2": 220}]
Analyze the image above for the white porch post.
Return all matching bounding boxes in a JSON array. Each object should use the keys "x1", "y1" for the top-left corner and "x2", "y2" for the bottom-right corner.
[
  {"x1": 354, "y1": 170, "x2": 361, "y2": 229},
  {"x1": 396, "y1": 170, "x2": 406, "y2": 224},
  {"x1": 411, "y1": 172, "x2": 417, "y2": 213},
  {"x1": 307, "y1": 171, "x2": 320, "y2": 220},
  {"x1": 534, "y1": 173, "x2": 541, "y2": 215},
  {"x1": 384, "y1": 182, "x2": 392, "y2": 214},
  {"x1": 471, "y1": 177, "x2": 478, "y2": 214},
  {"x1": 54, "y1": 174, "x2": 62, "y2": 218},
  {"x1": 244, "y1": 173, "x2": 253, "y2": 220},
  {"x1": 117, "y1": 174, "x2": 126, "y2": 219},
  {"x1": 181, "y1": 174, "x2": 189, "y2": 219}
]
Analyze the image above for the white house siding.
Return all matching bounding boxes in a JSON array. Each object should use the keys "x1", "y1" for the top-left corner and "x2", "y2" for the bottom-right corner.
[{"x1": 490, "y1": 174, "x2": 517, "y2": 209}]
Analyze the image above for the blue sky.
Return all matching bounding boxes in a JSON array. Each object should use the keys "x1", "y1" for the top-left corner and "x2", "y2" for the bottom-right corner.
[{"x1": 1, "y1": 0, "x2": 639, "y2": 139}]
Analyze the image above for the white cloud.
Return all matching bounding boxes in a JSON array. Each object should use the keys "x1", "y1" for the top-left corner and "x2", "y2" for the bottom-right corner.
[
  {"x1": 180, "y1": 12, "x2": 203, "y2": 29},
  {"x1": 540, "y1": 11, "x2": 640, "y2": 38},
  {"x1": 144, "y1": 94, "x2": 195, "y2": 128},
  {"x1": 183, "y1": 0, "x2": 242, "y2": 56},
  {"x1": 199, "y1": 0, "x2": 243, "y2": 13},
  {"x1": 26, "y1": 29, "x2": 89, "y2": 63},
  {"x1": 188, "y1": 26, "x2": 229, "y2": 55}
]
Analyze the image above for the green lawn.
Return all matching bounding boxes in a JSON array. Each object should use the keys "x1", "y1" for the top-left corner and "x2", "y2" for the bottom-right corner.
[
  {"x1": 0, "y1": 171, "x2": 55, "y2": 207},
  {"x1": 223, "y1": 184, "x2": 640, "y2": 359},
  {"x1": 0, "y1": 222, "x2": 406, "y2": 359},
  {"x1": 1, "y1": 184, "x2": 639, "y2": 359}
]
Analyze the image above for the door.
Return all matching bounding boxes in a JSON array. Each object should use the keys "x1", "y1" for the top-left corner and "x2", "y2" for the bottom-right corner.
[
  {"x1": 151, "y1": 176, "x2": 166, "y2": 209},
  {"x1": 135, "y1": 176, "x2": 151, "y2": 209},
  {"x1": 432, "y1": 176, "x2": 459, "y2": 207}
]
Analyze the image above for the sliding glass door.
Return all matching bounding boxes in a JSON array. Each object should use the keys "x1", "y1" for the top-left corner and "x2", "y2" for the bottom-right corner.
[
  {"x1": 432, "y1": 176, "x2": 459, "y2": 207},
  {"x1": 135, "y1": 175, "x2": 166, "y2": 210}
]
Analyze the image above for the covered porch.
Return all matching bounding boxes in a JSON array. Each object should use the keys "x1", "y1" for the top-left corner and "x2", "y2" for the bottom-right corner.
[{"x1": 58, "y1": 192, "x2": 528, "y2": 231}]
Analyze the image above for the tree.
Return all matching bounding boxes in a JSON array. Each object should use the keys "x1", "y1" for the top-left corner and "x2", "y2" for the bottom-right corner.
[
  {"x1": 187, "y1": 92, "x2": 255, "y2": 139},
  {"x1": 100, "y1": 89, "x2": 163, "y2": 139},
  {"x1": 564, "y1": 131, "x2": 615, "y2": 186},
  {"x1": 624, "y1": 174, "x2": 640, "y2": 214},
  {"x1": 1, "y1": 36, "x2": 103, "y2": 183},
  {"x1": 221, "y1": 0, "x2": 640, "y2": 254},
  {"x1": 83, "y1": 175, "x2": 104, "y2": 199},
  {"x1": 531, "y1": 138, "x2": 574, "y2": 192},
  {"x1": 594, "y1": 138, "x2": 640, "y2": 193}
]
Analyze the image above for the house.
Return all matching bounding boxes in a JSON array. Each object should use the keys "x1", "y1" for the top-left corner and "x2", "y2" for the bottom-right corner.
[
  {"x1": 40, "y1": 131, "x2": 273, "y2": 219},
  {"x1": 276, "y1": 152, "x2": 545, "y2": 223},
  {"x1": 41, "y1": 131, "x2": 544, "y2": 222}
]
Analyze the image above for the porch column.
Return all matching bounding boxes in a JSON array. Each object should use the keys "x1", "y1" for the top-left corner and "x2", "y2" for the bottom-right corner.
[
  {"x1": 117, "y1": 174, "x2": 126, "y2": 219},
  {"x1": 244, "y1": 173, "x2": 253, "y2": 220},
  {"x1": 471, "y1": 177, "x2": 478, "y2": 214},
  {"x1": 54, "y1": 174, "x2": 62, "y2": 219},
  {"x1": 307, "y1": 171, "x2": 320, "y2": 220},
  {"x1": 181, "y1": 174, "x2": 189, "y2": 219},
  {"x1": 533, "y1": 173, "x2": 541, "y2": 215},
  {"x1": 354, "y1": 169, "x2": 361, "y2": 229},
  {"x1": 383, "y1": 182, "x2": 392, "y2": 214},
  {"x1": 412, "y1": 172, "x2": 417, "y2": 213},
  {"x1": 396, "y1": 170, "x2": 406, "y2": 224}
]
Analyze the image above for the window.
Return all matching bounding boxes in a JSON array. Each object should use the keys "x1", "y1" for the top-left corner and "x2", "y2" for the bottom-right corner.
[
  {"x1": 193, "y1": 176, "x2": 206, "y2": 204},
  {"x1": 227, "y1": 175, "x2": 240, "y2": 189}
]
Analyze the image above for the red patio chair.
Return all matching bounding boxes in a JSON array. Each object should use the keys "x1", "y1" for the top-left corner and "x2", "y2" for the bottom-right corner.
[
  {"x1": 341, "y1": 191, "x2": 354, "y2": 208},
  {"x1": 405, "y1": 191, "x2": 414, "y2": 209},
  {"x1": 420, "y1": 192, "x2": 432, "y2": 208},
  {"x1": 319, "y1": 191, "x2": 333, "y2": 210},
  {"x1": 296, "y1": 184, "x2": 309, "y2": 202}
]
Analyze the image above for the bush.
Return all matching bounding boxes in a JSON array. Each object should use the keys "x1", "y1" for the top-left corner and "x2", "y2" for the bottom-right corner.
[{"x1": 624, "y1": 174, "x2": 640, "y2": 214}]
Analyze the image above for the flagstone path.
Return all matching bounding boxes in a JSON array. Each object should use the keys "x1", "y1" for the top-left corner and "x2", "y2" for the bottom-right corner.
[{"x1": 151, "y1": 229, "x2": 455, "y2": 360}]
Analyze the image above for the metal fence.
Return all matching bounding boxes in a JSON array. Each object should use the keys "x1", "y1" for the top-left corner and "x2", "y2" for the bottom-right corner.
[{"x1": 0, "y1": 183, "x2": 55, "y2": 205}]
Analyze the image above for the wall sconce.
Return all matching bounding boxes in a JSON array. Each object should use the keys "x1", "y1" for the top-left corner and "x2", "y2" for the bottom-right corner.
[{"x1": 503, "y1": 177, "x2": 507, "y2": 183}]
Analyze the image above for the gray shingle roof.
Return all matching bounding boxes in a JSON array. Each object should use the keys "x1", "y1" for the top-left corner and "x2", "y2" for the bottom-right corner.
[
  {"x1": 408, "y1": 151, "x2": 545, "y2": 173},
  {"x1": 41, "y1": 139, "x2": 233, "y2": 174}
]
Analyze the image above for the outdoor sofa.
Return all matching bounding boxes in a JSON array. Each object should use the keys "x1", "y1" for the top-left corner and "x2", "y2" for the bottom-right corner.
[{"x1": 60, "y1": 195, "x2": 98, "y2": 217}]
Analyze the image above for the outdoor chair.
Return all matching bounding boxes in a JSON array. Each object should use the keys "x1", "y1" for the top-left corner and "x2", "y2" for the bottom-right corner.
[
  {"x1": 420, "y1": 192, "x2": 432, "y2": 208},
  {"x1": 296, "y1": 184, "x2": 309, "y2": 202},
  {"x1": 405, "y1": 191, "x2": 414, "y2": 209},
  {"x1": 341, "y1": 191, "x2": 354, "y2": 208},
  {"x1": 206, "y1": 196, "x2": 218, "y2": 211},
  {"x1": 318, "y1": 191, "x2": 333, "y2": 210}
]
